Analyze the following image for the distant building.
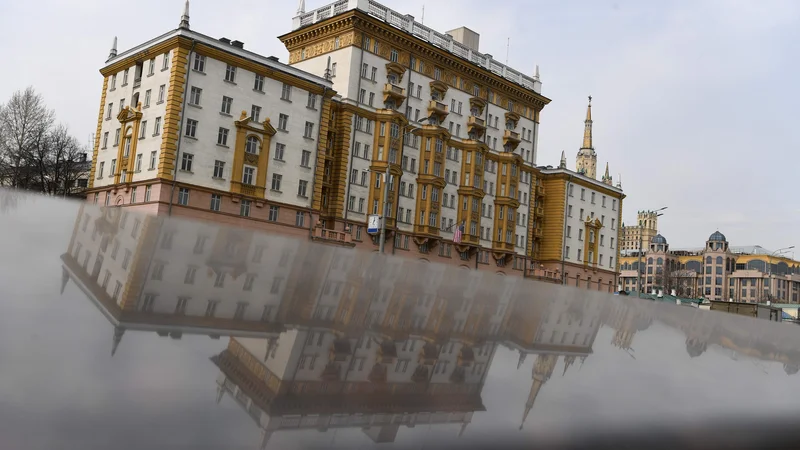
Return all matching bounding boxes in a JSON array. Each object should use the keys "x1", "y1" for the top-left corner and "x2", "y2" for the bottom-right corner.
[
  {"x1": 620, "y1": 210, "x2": 659, "y2": 252},
  {"x1": 620, "y1": 231, "x2": 800, "y2": 302}
]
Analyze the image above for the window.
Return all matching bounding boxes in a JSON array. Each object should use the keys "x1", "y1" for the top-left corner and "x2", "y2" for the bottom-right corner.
[
  {"x1": 301, "y1": 150, "x2": 311, "y2": 167},
  {"x1": 110, "y1": 75, "x2": 116, "y2": 90},
  {"x1": 298, "y1": 180, "x2": 308, "y2": 197},
  {"x1": 135, "y1": 153, "x2": 142, "y2": 172},
  {"x1": 149, "y1": 151, "x2": 157, "y2": 170},
  {"x1": 213, "y1": 160, "x2": 225, "y2": 178},
  {"x1": 361, "y1": 63, "x2": 368, "y2": 77},
  {"x1": 295, "y1": 211, "x2": 305, "y2": 227},
  {"x1": 153, "y1": 117, "x2": 161, "y2": 135},
  {"x1": 278, "y1": 114, "x2": 288, "y2": 130},
  {"x1": 114, "y1": 128, "x2": 120, "y2": 146},
  {"x1": 122, "y1": 69, "x2": 129, "y2": 85},
  {"x1": 110, "y1": 159, "x2": 116, "y2": 175},
  {"x1": 181, "y1": 153, "x2": 193, "y2": 171},
  {"x1": 240, "y1": 200, "x2": 251, "y2": 217},
  {"x1": 271, "y1": 173, "x2": 282, "y2": 191},
  {"x1": 144, "y1": 185, "x2": 151, "y2": 202},
  {"x1": 177, "y1": 187, "x2": 189, "y2": 205},
  {"x1": 162, "y1": 52, "x2": 170, "y2": 70},
  {"x1": 304, "y1": 121, "x2": 314, "y2": 138},
  {"x1": 184, "y1": 118, "x2": 197, "y2": 138},
  {"x1": 157, "y1": 84, "x2": 165, "y2": 103},
  {"x1": 274, "y1": 143, "x2": 285, "y2": 160},
  {"x1": 217, "y1": 127, "x2": 229, "y2": 146},
  {"x1": 307, "y1": 92, "x2": 316, "y2": 109},
  {"x1": 193, "y1": 54, "x2": 205, "y2": 72},
  {"x1": 224, "y1": 64, "x2": 236, "y2": 82},
  {"x1": 139, "y1": 121, "x2": 147, "y2": 139},
  {"x1": 220, "y1": 96, "x2": 232, "y2": 114},
  {"x1": 210, "y1": 194, "x2": 221, "y2": 211},
  {"x1": 254, "y1": 74, "x2": 264, "y2": 91},
  {"x1": 251, "y1": 105, "x2": 261, "y2": 122},
  {"x1": 144, "y1": 89, "x2": 151, "y2": 107},
  {"x1": 245, "y1": 136, "x2": 259, "y2": 154},
  {"x1": 268, "y1": 205, "x2": 279, "y2": 221},
  {"x1": 102, "y1": 132, "x2": 109, "y2": 149},
  {"x1": 281, "y1": 83, "x2": 292, "y2": 101},
  {"x1": 242, "y1": 166, "x2": 254, "y2": 185},
  {"x1": 371, "y1": 67, "x2": 377, "y2": 81},
  {"x1": 97, "y1": 162, "x2": 104, "y2": 178}
]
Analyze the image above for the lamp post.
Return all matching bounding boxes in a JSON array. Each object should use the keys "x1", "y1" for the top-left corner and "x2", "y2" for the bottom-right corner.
[
  {"x1": 637, "y1": 206, "x2": 667, "y2": 298},
  {"x1": 378, "y1": 117, "x2": 430, "y2": 254}
]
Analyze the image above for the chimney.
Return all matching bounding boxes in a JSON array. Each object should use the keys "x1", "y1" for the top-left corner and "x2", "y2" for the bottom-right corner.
[
  {"x1": 107, "y1": 36, "x2": 118, "y2": 62},
  {"x1": 219, "y1": 37, "x2": 231, "y2": 45},
  {"x1": 231, "y1": 40, "x2": 244, "y2": 49},
  {"x1": 445, "y1": 27, "x2": 480, "y2": 52}
]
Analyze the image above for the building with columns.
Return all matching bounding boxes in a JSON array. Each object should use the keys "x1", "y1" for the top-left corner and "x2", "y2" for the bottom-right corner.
[
  {"x1": 620, "y1": 231, "x2": 800, "y2": 302},
  {"x1": 83, "y1": 0, "x2": 563, "y2": 277}
]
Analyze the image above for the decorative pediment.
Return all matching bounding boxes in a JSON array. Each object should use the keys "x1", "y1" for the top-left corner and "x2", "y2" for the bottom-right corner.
[
  {"x1": 585, "y1": 217, "x2": 602, "y2": 229},
  {"x1": 235, "y1": 111, "x2": 277, "y2": 136},
  {"x1": 116, "y1": 105, "x2": 142, "y2": 123},
  {"x1": 429, "y1": 80, "x2": 448, "y2": 97},
  {"x1": 385, "y1": 62, "x2": 406, "y2": 82}
]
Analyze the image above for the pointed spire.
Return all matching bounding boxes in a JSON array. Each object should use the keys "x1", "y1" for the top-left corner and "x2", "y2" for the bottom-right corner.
[
  {"x1": 582, "y1": 95, "x2": 593, "y2": 149},
  {"x1": 324, "y1": 55, "x2": 332, "y2": 81},
  {"x1": 534, "y1": 65, "x2": 540, "y2": 81},
  {"x1": 297, "y1": 0, "x2": 306, "y2": 15},
  {"x1": 179, "y1": 0, "x2": 190, "y2": 30},
  {"x1": 559, "y1": 150, "x2": 566, "y2": 169},
  {"x1": 616, "y1": 173, "x2": 622, "y2": 189},
  {"x1": 260, "y1": 430, "x2": 274, "y2": 449},
  {"x1": 562, "y1": 355, "x2": 576, "y2": 376},
  {"x1": 107, "y1": 36, "x2": 118, "y2": 61},
  {"x1": 516, "y1": 351, "x2": 526, "y2": 370},
  {"x1": 458, "y1": 421, "x2": 469, "y2": 437},
  {"x1": 602, "y1": 162, "x2": 613, "y2": 186}
]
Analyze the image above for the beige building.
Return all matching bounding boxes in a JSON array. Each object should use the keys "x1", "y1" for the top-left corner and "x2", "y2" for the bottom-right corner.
[
  {"x1": 620, "y1": 231, "x2": 800, "y2": 302},
  {"x1": 620, "y1": 210, "x2": 659, "y2": 252}
]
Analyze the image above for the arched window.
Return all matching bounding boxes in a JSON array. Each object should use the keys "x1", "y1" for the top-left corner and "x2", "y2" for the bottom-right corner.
[
  {"x1": 706, "y1": 256, "x2": 712, "y2": 264},
  {"x1": 716, "y1": 256, "x2": 723, "y2": 265},
  {"x1": 124, "y1": 127, "x2": 133, "y2": 157},
  {"x1": 245, "y1": 136, "x2": 259, "y2": 154},
  {"x1": 657, "y1": 257, "x2": 664, "y2": 265},
  {"x1": 648, "y1": 257, "x2": 653, "y2": 265}
]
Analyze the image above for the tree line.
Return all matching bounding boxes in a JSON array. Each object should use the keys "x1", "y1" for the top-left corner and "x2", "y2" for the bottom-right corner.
[{"x1": 0, "y1": 87, "x2": 90, "y2": 197}]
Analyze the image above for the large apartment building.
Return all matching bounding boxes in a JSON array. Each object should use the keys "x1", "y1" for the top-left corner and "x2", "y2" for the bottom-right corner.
[{"x1": 84, "y1": 1, "x2": 623, "y2": 285}]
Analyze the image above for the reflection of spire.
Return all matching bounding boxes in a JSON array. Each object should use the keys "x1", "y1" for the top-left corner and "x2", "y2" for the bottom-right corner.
[
  {"x1": 459, "y1": 421, "x2": 469, "y2": 436},
  {"x1": 61, "y1": 267, "x2": 70, "y2": 294},
  {"x1": 112, "y1": 326, "x2": 125, "y2": 356},
  {"x1": 260, "y1": 429, "x2": 273, "y2": 450},
  {"x1": 580, "y1": 355, "x2": 587, "y2": 369},
  {"x1": 559, "y1": 150, "x2": 566, "y2": 169},
  {"x1": 562, "y1": 355, "x2": 576, "y2": 376},
  {"x1": 520, "y1": 354, "x2": 557, "y2": 429},
  {"x1": 517, "y1": 351, "x2": 526, "y2": 369},
  {"x1": 215, "y1": 382, "x2": 225, "y2": 404},
  {"x1": 519, "y1": 377, "x2": 544, "y2": 430}
]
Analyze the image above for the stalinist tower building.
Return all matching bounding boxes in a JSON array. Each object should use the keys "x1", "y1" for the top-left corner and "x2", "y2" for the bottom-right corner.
[{"x1": 575, "y1": 96, "x2": 597, "y2": 179}]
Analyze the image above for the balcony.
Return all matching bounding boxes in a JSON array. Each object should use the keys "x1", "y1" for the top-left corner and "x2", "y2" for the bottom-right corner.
[
  {"x1": 427, "y1": 100, "x2": 449, "y2": 121},
  {"x1": 534, "y1": 227, "x2": 543, "y2": 238},
  {"x1": 467, "y1": 115, "x2": 486, "y2": 139},
  {"x1": 312, "y1": 226, "x2": 355, "y2": 247},
  {"x1": 383, "y1": 83, "x2": 406, "y2": 106},
  {"x1": 535, "y1": 206, "x2": 544, "y2": 217},
  {"x1": 243, "y1": 152, "x2": 259, "y2": 166},
  {"x1": 232, "y1": 181, "x2": 265, "y2": 198},
  {"x1": 536, "y1": 185, "x2": 545, "y2": 196},
  {"x1": 503, "y1": 129, "x2": 521, "y2": 149},
  {"x1": 133, "y1": 78, "x2": 141, "y2": 88},
  {"x1": 493, "y1": 241, "x2": 515, "y2": 253}
]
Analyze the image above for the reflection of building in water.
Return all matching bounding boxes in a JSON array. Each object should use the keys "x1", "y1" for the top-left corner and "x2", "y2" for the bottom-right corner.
[
  {"x1": 606, "y1": 297, "x2": 653, "y2": 352},
  {"x1": 62, "y1": 203, "x2": 607, "y2": 446}
]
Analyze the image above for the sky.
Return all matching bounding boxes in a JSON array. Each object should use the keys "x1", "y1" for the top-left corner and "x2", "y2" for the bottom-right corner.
[{"x1": 2, "y1": 0, "x2": 799, "y2": 251}]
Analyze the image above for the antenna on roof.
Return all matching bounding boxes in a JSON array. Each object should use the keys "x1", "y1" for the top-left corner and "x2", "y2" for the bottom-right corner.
[
  {"x1": 506, "y1": 37, "x2": 510, "y2": 65},
  {"x1": 421, "y1": 5, "x2": 425, "y2": 24}
]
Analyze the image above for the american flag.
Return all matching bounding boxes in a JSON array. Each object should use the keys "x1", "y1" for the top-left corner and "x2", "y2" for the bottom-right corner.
[{"x1": 453, "y1": 222, "x2": 464, "y2": 244}]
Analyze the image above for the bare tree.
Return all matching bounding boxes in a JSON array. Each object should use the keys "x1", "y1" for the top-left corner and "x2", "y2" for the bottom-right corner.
[{"x1": 0, "y1": 87, "x2": 88, "y2": 196}]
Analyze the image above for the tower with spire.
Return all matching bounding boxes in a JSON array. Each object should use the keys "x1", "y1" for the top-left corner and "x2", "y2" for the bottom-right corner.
[
  {"x1": 575, "y1": 96, "x2": 597, "y2": 179},
  {"x1": 601, "y1": 162, "x2": 613, "y2": 186},
  {"x1": 179, "y1": 0, "x2": 190, "y2": 30}
]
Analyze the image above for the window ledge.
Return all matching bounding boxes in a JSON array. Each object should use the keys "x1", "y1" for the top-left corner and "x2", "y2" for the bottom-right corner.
[
  {"x1": 223, "y1": 80, "x2": 237, "y2": 85},
  {"x1": 303, "y1": 136, "x2": 315, "y2": 141},
  {"x1": 152, "y1": 133, "x2": 161, "y2": 137},
  {"x1": 219, "y1": 112, "x2": 233, "y2": 117},
  {"x1": 300, "y1": 164, "x2": 311, "y2": 169},
  {"x1": 253, "y1": 89, "x2": 265, "y2": 94},
  {"x1": 216, "y1": 144, "x2": 229, "y2": 149},
  {"x1": 212, "y1": 176, "x2": 225, "y2": 180},
  {"x1": 179, "y1": 170, "x2": 194, "y2": 174},
  {"x1": 306, "y1": 106, "x2": 317, "y2": 111},
  {"x1": 143, "y1": 105, "x2": 150, "y2": 109},
  {"x1": 277, "y1": 129, "x2": 288, "y2": 133},
  {"x1": 270, "y1": 189, "x2": 282, "y2": 193},
  {"x1": 156, "y1": 100, "x2": 164, "y2": 105},
  {"x1": 192, "y1": 69, "x2": 206, "y2": 76},
  {"x1": 183, "y1": 136, "x2": 198, "y2": 141},
  {"x1": 280, "y1": 98, "x2": 292, "y2": 103},
  {"x1": 188, "y1": 103, "x2": 202, "y2": 109},
  {"x1": 274, "y1": 158, "x2": 285, "y2": 162},
  {"x1": 146, "y1": 73, "x2": 154, "y2": 78},
  {"x1": 161, "y1": 67, "x2": 169, "y2": 72}
]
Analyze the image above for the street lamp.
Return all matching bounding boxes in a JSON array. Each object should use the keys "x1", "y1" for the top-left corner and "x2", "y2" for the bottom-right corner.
[
  {"x1": 378, "y1": 117, "x2": 431, "y2": 253},
  {"x1": 637, "y1": 206, "x2": 667, "y2": 298}
]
